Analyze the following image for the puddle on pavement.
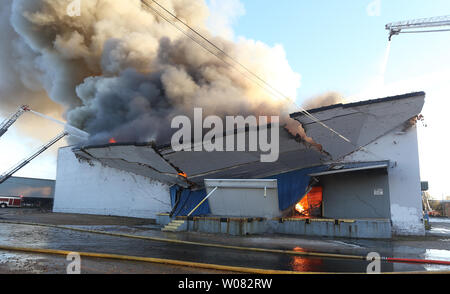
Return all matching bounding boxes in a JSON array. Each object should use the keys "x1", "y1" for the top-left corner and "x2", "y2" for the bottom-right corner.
[
  {"x1": 425, "y1": 249, "x2": 450, "y2": 261},
  {"x1": 429, "y1": 227, "x2": 450, "y2": 235},
  {"x1": 0, "y1": 251, "x2": 50, "y2": 274},
  {"x1": 423, "y1": 249, "x2": 450, "y2": 272},
  {"x1": 429, "y1": 218, "x2": 450, "y2": 224}
]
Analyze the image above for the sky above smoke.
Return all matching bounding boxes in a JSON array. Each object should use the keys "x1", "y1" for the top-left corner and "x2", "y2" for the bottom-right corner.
[{"x1": 0, "y1": 0, "x2": 308, "y2": 145}]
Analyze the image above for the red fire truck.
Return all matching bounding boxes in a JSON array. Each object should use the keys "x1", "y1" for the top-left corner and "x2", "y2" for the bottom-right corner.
[{"x1": 0, "y1": 196, "x2": 23, "y2": 208}]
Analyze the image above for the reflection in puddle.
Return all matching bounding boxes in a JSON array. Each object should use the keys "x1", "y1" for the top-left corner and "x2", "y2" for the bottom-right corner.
[
  {"x1": 429, "y1": 218, "x2": 450, "y2": 224},
  {"x1": 426, "y1": 249, "x2": 450, "y2": 261},
  {"x1": 291, "y1": 256, "x2": 324, "y2": 272},
  {"x1": 429, "y1": 227, "x2": 450, "y2": 235},
  {"x1": 424, "y1": 249, "x2": 450, "y2": 272},
  {"x1": 290, "y1": 247, "x2": 324, "y2": 272}
]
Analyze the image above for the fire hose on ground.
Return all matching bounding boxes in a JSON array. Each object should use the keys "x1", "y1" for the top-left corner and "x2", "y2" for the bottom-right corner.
[
  {"x1": 0, "y1": 244, "x2": 302, "y2": 275},
  {"x1": 0, "y1": 220, "x2": 449, "y2": 269},
  {"x1": 0, "y1": 244, "x2": 447, "y2": 275}
]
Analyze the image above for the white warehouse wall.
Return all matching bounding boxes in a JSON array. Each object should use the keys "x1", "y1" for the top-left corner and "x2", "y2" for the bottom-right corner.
[
  {"x1": 53, "y1": 147, "x2": 172, "y2": 219},
  {"x1": 343, "y1": 124, "x2": 425, "y2": 236}
]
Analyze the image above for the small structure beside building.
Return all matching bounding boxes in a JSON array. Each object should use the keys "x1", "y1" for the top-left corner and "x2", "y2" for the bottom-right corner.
[
  {"x1": 53, "y1": 92, "x2": 427, "y2": 239},
  {"x1": 0, "y1": 176, "x2": 55, "y2": 209}
]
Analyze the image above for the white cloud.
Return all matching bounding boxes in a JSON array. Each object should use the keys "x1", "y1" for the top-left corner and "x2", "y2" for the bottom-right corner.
[{"x1": 206, "y1": 0, "x2": 246, "y2": 40}]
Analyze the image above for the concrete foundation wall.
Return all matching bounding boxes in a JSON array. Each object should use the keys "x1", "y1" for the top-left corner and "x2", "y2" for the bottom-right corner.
[
  {"x1": 344, "y1": 125, "x2": 425, "y2": 236},
  {"x1": 273, "y1": 219, "x2": 391, "y2": 239},
  {"x1": 53, "y1": 147, "x2": 172, "y2": 219},
  {"x1": 157, "y1": 215, "x2": 392, "y2": 239},
  {"x1": 321, "y1": 170, "x2": 391, "y2": 219}
]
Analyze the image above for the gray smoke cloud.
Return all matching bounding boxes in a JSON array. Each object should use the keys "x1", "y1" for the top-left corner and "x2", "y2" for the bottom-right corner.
[
  {"x1": 302, "y1": 92, "x2": 345, "y2": 110},
  {"x1": 1, "y1": 0, "x2": 304, "y2": 144},
  {"x1": 0, "y1": 0, "x2": 65, "y2": 136}
]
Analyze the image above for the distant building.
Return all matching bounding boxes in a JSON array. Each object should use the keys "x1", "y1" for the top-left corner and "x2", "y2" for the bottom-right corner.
[{"x1": 0, "y1": 176, "x2": 55, "y2": 208}]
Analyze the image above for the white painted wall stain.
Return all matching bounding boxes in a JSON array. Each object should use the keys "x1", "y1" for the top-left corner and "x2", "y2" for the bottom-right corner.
[
  {"x1": 343, "y1": 124, "x2": 425, "y2": 236},
  {"x1": 390, "y1": 204, "x2": 423, "y2": 234}
]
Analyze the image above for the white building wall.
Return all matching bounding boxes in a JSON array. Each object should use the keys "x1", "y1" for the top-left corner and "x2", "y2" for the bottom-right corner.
[
  {"x1": 343, "y1": 125, "x2": 425, "y2": 236},
  {"x1": 53, "y1": 147, "x2": 172, "y2": 219}
]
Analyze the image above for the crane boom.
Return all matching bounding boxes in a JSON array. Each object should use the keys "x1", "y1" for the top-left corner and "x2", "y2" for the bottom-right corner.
[
  {"x1": 0, "y1": 131, "x2": 68, "y2": 185},
  {"x1": 0, "y1": 105, "x2": 30, "y2": 138},
  {"x1": 386, "y1": 15, "x2": 450, "y2": 40}
]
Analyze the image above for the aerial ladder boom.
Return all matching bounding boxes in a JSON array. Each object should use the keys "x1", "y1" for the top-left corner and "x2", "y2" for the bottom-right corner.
[
  {"x1": 0, "y1": 105, "x2": 30, "y2": 138},
  {"x1": 0, "y1": 131, "x2": 68, "y2": 184},
  {"x1": 386, "y1": 15, "x2": 450, "y2": 40}
]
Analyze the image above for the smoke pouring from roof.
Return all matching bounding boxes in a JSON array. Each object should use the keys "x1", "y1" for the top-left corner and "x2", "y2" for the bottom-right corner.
[
  {"x1": 302, "y1": 92, "x2": 345, "y2": 110},
  {"x1": 1, "y1": 0, "x2": 345, "y2": 147},
  {"x1": 0, "y1": 0, "x2": 302, "y2": 144}
]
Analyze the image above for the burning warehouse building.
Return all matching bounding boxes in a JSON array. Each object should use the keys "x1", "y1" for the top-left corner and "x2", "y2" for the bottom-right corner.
[{"x1": 53, "y1": 91, "x2": 426, "y2": 239}]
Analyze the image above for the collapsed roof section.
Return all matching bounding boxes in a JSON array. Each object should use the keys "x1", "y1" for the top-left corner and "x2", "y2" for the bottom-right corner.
[
  {"x1": 73, "y1": 143, "x2": 191, "y2": 188},
  {"x1": 290, "y1": 92, "x2": 426, "y2": 159},
  {"x1": 73, "y1": 92, "x2": 425, "y2": 188}
]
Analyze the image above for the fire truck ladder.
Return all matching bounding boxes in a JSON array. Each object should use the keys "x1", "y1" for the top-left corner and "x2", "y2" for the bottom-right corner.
[
  {"x1": 0, "y1": 105, "x2": 30, "y2": 138},
  {"x1": 0, "y1": 132, "x2": 68, "y2": 185},
  {"x1": 386, "y1": 15, "x2": 450, "y2": 40}
]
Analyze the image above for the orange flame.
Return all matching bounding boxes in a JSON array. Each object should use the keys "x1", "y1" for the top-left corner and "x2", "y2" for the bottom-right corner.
[
  {"x1": 295, "y1": 187, "x2": 323, "y2": 217},
  {"x1": 109, "y1": 138, "x2": 117, "y2": 144},
  {"x1": 295, "y1": 196, "x2": 310, "y2": 216}
]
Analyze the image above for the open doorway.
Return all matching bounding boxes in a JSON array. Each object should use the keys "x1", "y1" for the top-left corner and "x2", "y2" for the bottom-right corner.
[{"x1": 294, "y1": 186, "x2": 323, "y2": 218}]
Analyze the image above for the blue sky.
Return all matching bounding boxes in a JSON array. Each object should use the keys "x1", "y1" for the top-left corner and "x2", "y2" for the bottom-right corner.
[{"x1": 234, "y1": 0, "x2": 450, "y2": 102}]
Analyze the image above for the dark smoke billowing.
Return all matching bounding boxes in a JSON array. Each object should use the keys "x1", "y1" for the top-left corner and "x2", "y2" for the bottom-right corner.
[
  {"x1": 1, "y1": 0, "x2": 306, "y2": 145},
  {"x1": 302, "y1": 92, "x2": 345, "y2": 110}
]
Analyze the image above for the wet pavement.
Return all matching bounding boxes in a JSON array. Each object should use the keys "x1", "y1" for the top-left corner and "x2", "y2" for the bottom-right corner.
[{"x1": 0, "y1": 209, "x2": 449, "y2": 274}]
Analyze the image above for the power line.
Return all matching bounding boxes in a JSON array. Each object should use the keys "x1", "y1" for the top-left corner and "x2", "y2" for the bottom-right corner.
[
  {"x1": 141, "y1": 1, "x2": 391, "y2": 166},
  {"x1": 141, "y1": 0, "x2": 354, "y2": 145},
  {"x1": 141, "y1": 0, "x2": 299, "y2": 113},
  {"x1": 146, "y1": 0, "x2": 295, "y2": 105}
]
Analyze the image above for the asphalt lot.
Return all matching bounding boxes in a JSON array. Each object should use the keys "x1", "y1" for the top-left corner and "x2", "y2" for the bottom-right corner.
[{"x1": 0, "y1": 208, "x2": 449, "y2": 274}]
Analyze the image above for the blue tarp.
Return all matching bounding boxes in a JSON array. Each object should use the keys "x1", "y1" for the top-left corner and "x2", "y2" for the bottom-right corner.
[
  {"x1": 264, "y1": 166, "x2": 327, "y2": 211},
  {"x1": 269, "y1": 161, "x2": 389, "y2": 211},
  {"x1": 170, "y1": 186, "x2": 210, "y2": 216},
  {"x1": 168, "y1": 166, "x2": 322, "y2": 216},
  {"x1": 169, "y1": 161, "x2": 389, "y2": 216}
]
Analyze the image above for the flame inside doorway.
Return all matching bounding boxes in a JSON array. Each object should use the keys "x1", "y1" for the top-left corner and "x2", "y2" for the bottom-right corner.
[{"x1": 295, "y1": 187, "x2": 323, "y2": 217}]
